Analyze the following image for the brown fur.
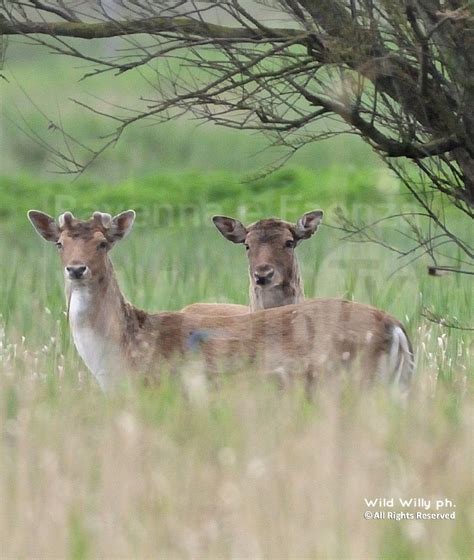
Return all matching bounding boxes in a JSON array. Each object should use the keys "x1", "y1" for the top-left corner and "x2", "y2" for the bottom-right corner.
[{"x1": 28, "y1": 210, "x2": 413, "y2": 392}]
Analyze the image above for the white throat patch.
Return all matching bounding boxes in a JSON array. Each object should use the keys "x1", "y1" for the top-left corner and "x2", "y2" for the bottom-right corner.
[{"x1": 68, "y1": 285, "x2": 123, "y2": 390}]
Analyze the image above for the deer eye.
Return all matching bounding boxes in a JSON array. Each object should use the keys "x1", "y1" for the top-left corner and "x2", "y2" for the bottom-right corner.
[
  {"x1": 285, "y1": 239, "x2": 295, "y2": 248},
  {"x1": 244, "y1": 244, "x2": 250, "y2": 251},
  {"x1": 55, "y1": 241, "x2": 63, "y2": 250},
  {"x1": 97, "y1": 240, "x2": 108, "y2": 250}
]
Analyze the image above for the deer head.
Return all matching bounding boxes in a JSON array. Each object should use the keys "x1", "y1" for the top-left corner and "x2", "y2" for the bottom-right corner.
[
  {"x1": 212, "y1": 210, "x2": 323, "y2": 309},
  {"x1": 28, "y1": 209, "x2": 136, "y2": 284}
]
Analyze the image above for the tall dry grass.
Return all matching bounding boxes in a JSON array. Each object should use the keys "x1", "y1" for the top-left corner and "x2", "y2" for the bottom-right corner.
[{"x1": 0, "y1": 329, "x2": 471, "y2": 558}]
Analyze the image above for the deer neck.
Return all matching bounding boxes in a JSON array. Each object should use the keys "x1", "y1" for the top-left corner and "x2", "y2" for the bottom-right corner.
[
  {"x1": 66, "y1": 262, "x2": 128, "y2": 389},
  {"x1": 248, "y1": 260, "x2": 305, "y2": 311}
]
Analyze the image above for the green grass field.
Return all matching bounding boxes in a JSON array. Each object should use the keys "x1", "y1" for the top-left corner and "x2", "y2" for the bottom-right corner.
[{"x1": 0, "y1": 39, "x2": 473, "y2": 560}]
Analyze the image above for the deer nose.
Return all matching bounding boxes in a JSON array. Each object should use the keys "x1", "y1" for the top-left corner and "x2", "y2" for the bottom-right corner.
[
  {"x1": 66, "y1": 265, "x2": 87, "y2": 280},
  {"x1": 254, "y1": 265, "x2": 274, "y2": 285}
]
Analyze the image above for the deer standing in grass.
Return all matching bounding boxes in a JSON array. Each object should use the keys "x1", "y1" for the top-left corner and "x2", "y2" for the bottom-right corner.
[
  {"x1": 182, "y1": 210, "x2": 323, "y2": 315},
  {"x1": 28, "y1": 209, "x2": 413, "y2": 393}
]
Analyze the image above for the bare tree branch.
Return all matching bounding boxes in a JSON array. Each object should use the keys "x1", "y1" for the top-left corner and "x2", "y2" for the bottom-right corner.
[
  {"x1": 422, "y1": 308, "x2": 474, "y2": 331},
  {"x1": 0, "y1": 13, "x2": 306, "y2": 42}
]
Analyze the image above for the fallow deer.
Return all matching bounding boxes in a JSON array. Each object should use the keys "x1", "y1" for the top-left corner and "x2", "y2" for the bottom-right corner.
[
  {"x1": 182, "y1": 211, "x2": 322, "y2": 315},
  {"x1": 28, "y1": 209, "x2": 414, "y2": 393}
]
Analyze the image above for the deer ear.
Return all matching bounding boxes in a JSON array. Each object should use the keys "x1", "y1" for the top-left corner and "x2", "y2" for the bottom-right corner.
[
  {"x1": 295, "y1": 210, "x2": 323, "y2": 240},
  {"x1": 109, "y1": 210, "x2": 136, "y2": 241},
  {"x1": 27, "y1": 210, "x2": 60, "y2": 242},
  {"x1": 212, "y1": 216, "x2": 247, "y2": 243}
]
